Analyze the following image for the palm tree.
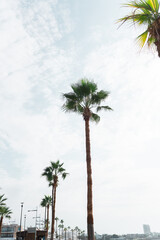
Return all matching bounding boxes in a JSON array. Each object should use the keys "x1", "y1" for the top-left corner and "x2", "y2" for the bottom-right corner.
[
  {"x1": 68, "y1": 226, "x2": 71, "y2": 240},
  {"x1": 60, "y1": 220, "x2": 64, "y2": 239},
  {"x1": 40, "y1": 195, "x2": 52, "y2": 239},
  {"x1": 58, "y1": 224, "x2": 62, "y2": 240},
  {"x1": 63, "y1": 78, "x2": 112, "y2": 240},
  {"x1": 42, "y1": 161, "x2": 68, "y2": 240},
  {"x1": 40, "y1": 197, "x2": 47, "y2": 229},
  {"x1": 55, "y1": 217, "x2": 59, "y2": 238},
  {"x1": 0, "y1": 206, "x2": 12, "y2": 237},
  {"x1": 64, "y1": 227, "x2": 67, "y2": 240},
  {"x1": 71, "y1": 229, "x2": 74, "y2": 240},
  {"x1": 118, "y1": 0, "x2": 160, "y2": 56}
]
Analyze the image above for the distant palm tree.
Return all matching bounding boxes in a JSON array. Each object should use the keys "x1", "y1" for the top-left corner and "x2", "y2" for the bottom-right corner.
[
  {"x1": 71, "y1": 229, "x2": 74, "y2": 240},
  {"x1": 40, "y1": 197, "x2": 47, "y2": 229},
  {"x1": 60, "y1": 220, "x2": 64, "y2": 239},
  {"x1": 55, "y1": 217, "x2": 59, "y2": 238},
  {"x1": 0, "y1": 206, "x2": 12, "y2": 237},
  {"x1": 63, "y1": 78, "x2": 112, "y2": 240},
  {"x1": 42, "y1": 161, "x2": 68, "y2": 240},
  {"x1": 40, "y1": 195, "x2": 52, "y2": 239},
  {"x1": 68, "y1": 226, "x2": 71, "y2": 240},
  {"x1": 64, "y1": 227, "x2": 67, "y2": 240},
  {"x1": 58, "y1": 224, "x2": 62, "y2": 240},
  {"x1": 118, "y1": 0, "x2": 160, "y2": 56}
]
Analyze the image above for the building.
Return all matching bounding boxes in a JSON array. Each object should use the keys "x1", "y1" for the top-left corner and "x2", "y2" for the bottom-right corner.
[
  {"x1": 16, "y1": 228, "x2": 47, "y2": 240},
  {"x1": 143, "y1": 224, "x2": 151, "y2": 235},
  {"x1": 1, "y1": 224, "x2": 19, "y2": 240}
]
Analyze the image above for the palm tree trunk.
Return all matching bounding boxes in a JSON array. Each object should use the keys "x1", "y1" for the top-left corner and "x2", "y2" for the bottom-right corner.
[
  {"x1": 85, "y1": 118, "x2": 94, "y2": 240},
  {"x1": 45, "y1": 206, "x2": 47, "y2": 230},
  {"x1": 56, "y1": 219, "x2": 58, "y2": 238},
  {"x1": 51, "y1": 183, "x2": 57, "y2": 240},
  {"x1": 46, "y1": 205, "x2": 49, "y2": 239},
  {"x1": 0, "y1": 216, "x2": 3, "y2": 237}
]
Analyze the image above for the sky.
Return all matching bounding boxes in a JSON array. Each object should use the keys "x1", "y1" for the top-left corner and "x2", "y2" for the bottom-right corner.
[{"x1": 1, "y1": 0, "x2": 160, "y2": 235}]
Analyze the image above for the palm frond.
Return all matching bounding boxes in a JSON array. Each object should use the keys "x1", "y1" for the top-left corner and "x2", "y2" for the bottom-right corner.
[
  {"x1": 96, "y1": 106, "x2": 113, "y2": 112},
  {"x1": 90, "y1": 113, "x2": 100, "y2": 123},
  {"x1": 136, "y1": 30, "x2": 149, "y2": 47},
  {"x1": 91, "y1": 90, "x2": 110, "y2": 105}
]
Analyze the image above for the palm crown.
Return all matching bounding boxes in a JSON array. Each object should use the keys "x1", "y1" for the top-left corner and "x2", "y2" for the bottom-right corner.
[
  {"x1": 42, "y1": 160, "x2": 68, "y2": 186},
  {"x1": 118, "y1": 0, "x2": 160, "y2": 56},
  {"x1": 40, "y1": 195, "x2": 52, "y2": 207},
  {"x1": 63, "y1": 78, "x2": 112, "y2": 123}
]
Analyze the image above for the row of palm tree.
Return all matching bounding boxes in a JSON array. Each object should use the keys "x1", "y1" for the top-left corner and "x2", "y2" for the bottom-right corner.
[
  {"x1": 40, "y1": 198, "x2": 85, "y2": 240},
  {"x1": 0, "y1": 194, "x2": 12, "y2": 237}
]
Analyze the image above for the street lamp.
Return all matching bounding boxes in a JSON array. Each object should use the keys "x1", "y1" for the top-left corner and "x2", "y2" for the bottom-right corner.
[
  {"x1": 20, "y1": 202, "x2": 24, "y2": 231},
  {"x1": 28, "y1": 208, "x2": 37, "y2": 240}
]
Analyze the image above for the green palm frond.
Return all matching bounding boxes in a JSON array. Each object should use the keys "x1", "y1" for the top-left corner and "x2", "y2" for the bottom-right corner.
[
  {"x1": 91, "y1": 90, "x2": 110, "y2": 105},
  {"x1": 136, "y1": 30, "x2": 149, "y2": 47},
  {"x1": 90, "y1": 113, "x2": 100, "y2": 123},
  {"x1": 0, "y1": 206, "x2": 12, "y2": 218},
  {"x1": 96, "y1": 106, "x2": 113, "y2": 112},
  {"x1": 123, "y1": 0, "x2": 159, "y2": 12},
  {"x1": 0, "y1": 194, "x2": 7, "y2": 207},
  {"x1": 118, "y1": 13, "x2": 153, "y2": 25}
]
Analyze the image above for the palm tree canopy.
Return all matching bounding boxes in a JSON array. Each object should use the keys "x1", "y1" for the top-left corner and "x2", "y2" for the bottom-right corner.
[
  {"x1": 62, "y1": 78, "x2": 112, "y2": 123},
  {"x1": 0, "y1": 195, "x2": 7, "y2": 207},
  {"x1": 0, "y1": 206, "x2": 12, "y2": 218},
  {"x1": 40, "y1": 195, "x2": 52, "y2": 207},
  {"x1": 42, "y1": 160, "x2": 68, "y2": 186},
  {"x1": 118, "y1": 0, "x2": 160, "y2": 50}
]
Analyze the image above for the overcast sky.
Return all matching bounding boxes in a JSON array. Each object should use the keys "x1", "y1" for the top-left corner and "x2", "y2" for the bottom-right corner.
[{"x1": 1, "y1": 0, "x2": 160, "y2": 235}]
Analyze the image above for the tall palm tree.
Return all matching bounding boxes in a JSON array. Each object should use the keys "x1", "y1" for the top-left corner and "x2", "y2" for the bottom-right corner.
[
  {"x1": 118, "y1": 0, "x2": 160, "y2": 56},
  {"x1": 42, "y1": 161, "x2": 68, "y2": 240},
  {"x1": 40, "y1": 195, "x2": 52, "y2": 239},
  {"x1": 0, "y1": 206, "x2": 12, "y2": 237},
  {"x1": 63, "y1": 78, "x2": 112, "y2": 240}
]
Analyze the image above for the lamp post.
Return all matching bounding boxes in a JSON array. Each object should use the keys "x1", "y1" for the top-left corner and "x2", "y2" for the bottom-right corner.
[
  {"x1": 28, "y1": 208, "x2": 37, "y2": 240},
  {"x1": 20, "y1": 202, "x2": 24, "y2": 231}
]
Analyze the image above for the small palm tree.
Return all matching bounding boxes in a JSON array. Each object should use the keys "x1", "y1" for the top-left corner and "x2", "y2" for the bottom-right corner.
[
  {"x1": 40, "y1": 195, "x2": 52, "y2": 239},
  {"x1": 40, "y1": 197, "x2": 47, "y2": 229},
  {"x1": 118, "y1": 0, "x2": 160, "y2": 56},
  {"x1": 60, "y1": 220, "x2": 64, "y2": 239},
  {"x1": 63, "y1": 78, "x2": 112, "y2": 240},
  {"x1": 64, "y1": 227, "x2": 67, "y2": 240},
  {"x1": 0, "y1": 206, "x2": 12, "y2": 237},
  {"x1": 68, "y1": 226, "x2": 71, "y2": 240},
  {"x1": 71, "y1": 229, "x2": 74, "y2": 240},
  {"x1": 42, "y1": 161, "x2": 68, "y2": 240}
]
